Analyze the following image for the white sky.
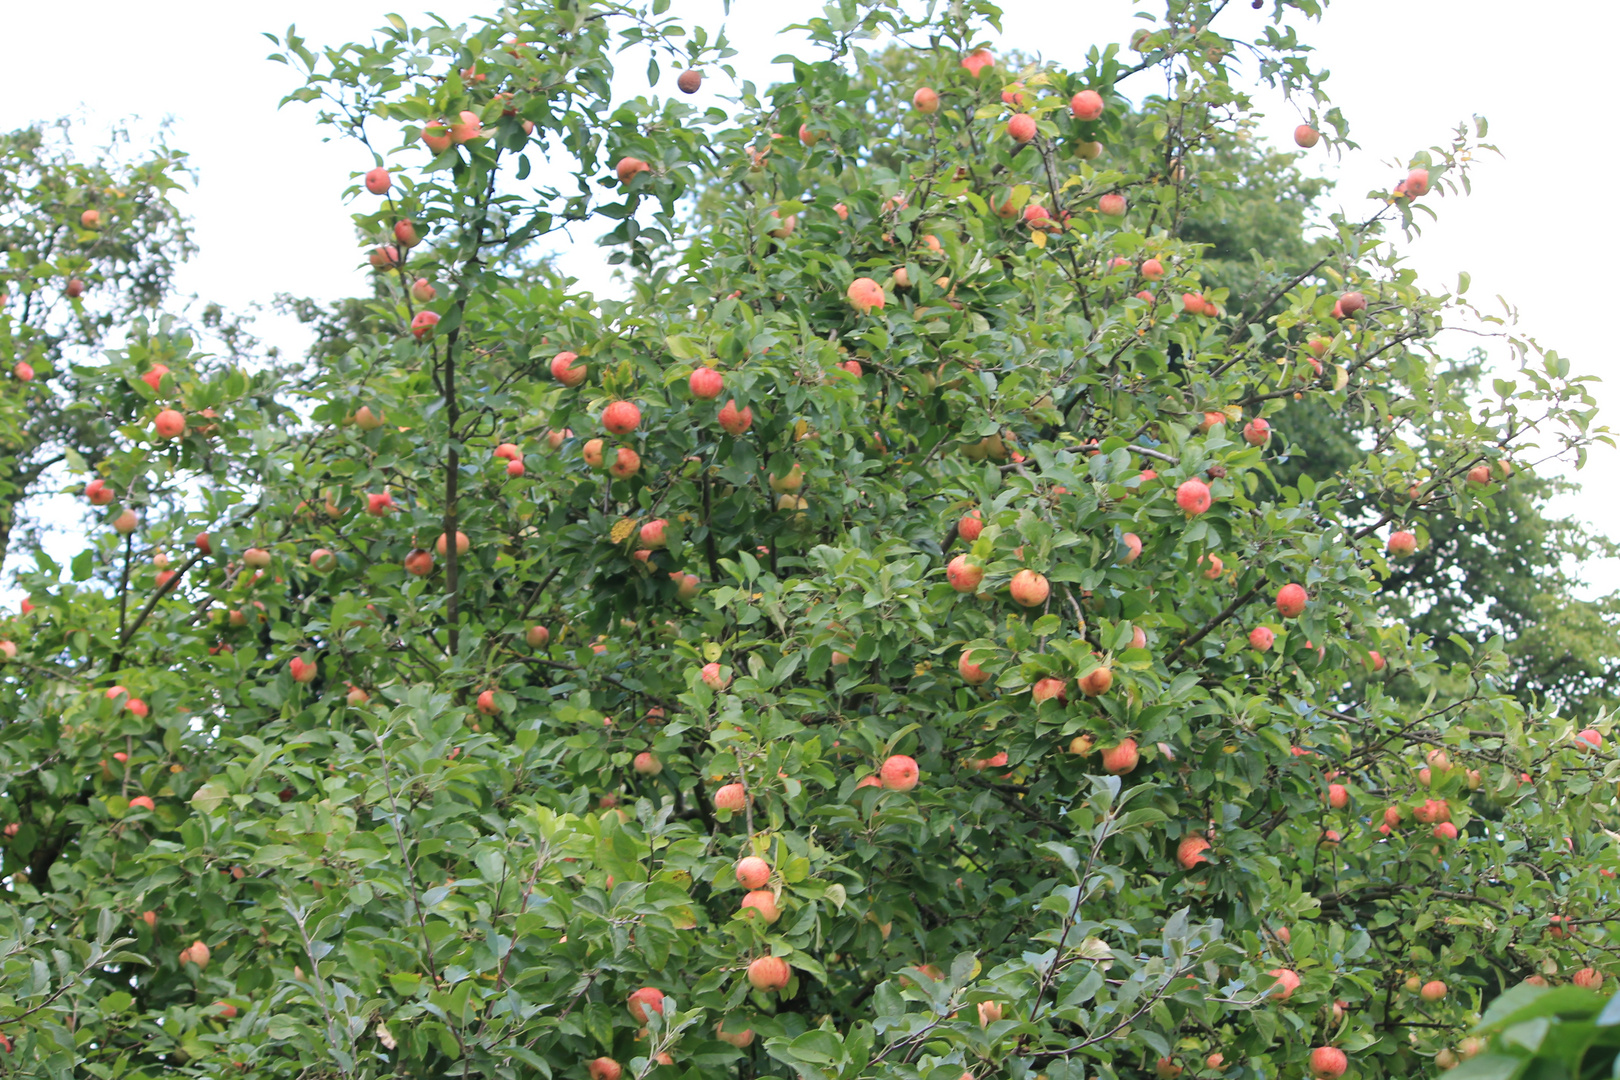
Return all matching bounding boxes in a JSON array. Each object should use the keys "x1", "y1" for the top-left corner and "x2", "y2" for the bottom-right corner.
[{"x1": 2, "y1": 0, "x2": 1616, "y2": 598}]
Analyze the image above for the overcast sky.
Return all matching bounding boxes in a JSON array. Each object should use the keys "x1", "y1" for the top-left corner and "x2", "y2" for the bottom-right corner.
[{"x1": 2, "y1": 0, "x2": 1616, "y2": 598}]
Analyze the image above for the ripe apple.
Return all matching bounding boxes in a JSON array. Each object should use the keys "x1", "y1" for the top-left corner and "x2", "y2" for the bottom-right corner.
[
  {"x1": 1338, "y1": 291, "x2": 1367, "y2": 317},
  {"x1": 674, "y1": 573, "x2": 700, "y2": 600},
  {"x1": 1100, "y1": 739, "x2": 1138, "y2": 775},
  {"x1": 364, "y1": 167, "x2": 391, "y2": 194},
  {"x1": 1176, "y1": 834, "x2": 1210, "y2": 870},
  {"x1": 1268, "y1": 968, "x2": 1301, "y2": 1000},
  {"x1": 1419, "y1": 979, "x2": 1446, "y2": 1002},
  {"x1": 1387, "y1": 530, "x2": 1417, "y2": 556},
  {"x1": 913, "y1": 86, "x2": 939, "y2": 112},
  {"x1": 1405, "y1": 167, "x2": 1430, "y2": 197},
  {"x1": 701, "y1": 662, "x2": 729, "y2": 691},
  {"x1": 1275, "y1": 583, "x2": 1307, "y2": 618},
  {"x1": 847, "y1": 277, "x2": 885, "y2": 314},
  {"x1": 977, "y1": 1001, "x2": 1002, "y2": 1027},
  {"x1": 1079, "y1": 665, "x2": 1113, "y2": 696},
  {"x1": 1308, "y1": 1047, "x2": 1347, "y2": 1080},
  {"x1": 1467, "y1": 464, "x2": 1492, "y2": 485},
  {"x1": 615, "y1": 157, "x2": 650, "y2": 185},
  {"x1": 718, "y1": 399, "x2": 753, "y2": 436},
  {"x1": 1006, "y1": 114, "x2": 1037, "y2": 143},
  {"x1": 768, "y1": 210, "x2": 797, "y2": 238},
  {"x1": 113, "y1": 509, "x2": 139, "y2": 534},
  {"x1": 1328, "y1": 783, "x2": 1348, "y2": 809},
  {"x1": 353, "y1": 406, "x2": 386, "y2": 431},
  {"x1": 448, "y1": 110, "x2": 482, "y2": 143},
  {"x1": 1098, "y1": 193, "x2": 1127, "y2": 217},
  {"x1": 289, "y1": 658, "x2": 317, "y2": 683},
  {"x1": 129, "y1": 795, "x2": 156, "y2": 811},
  {"x1": 713, "y1": 782, "x2": 748, "y2": 811},
  {"x1": 715, "y1": 1022, "x2": 754, "y2": 1048},
  {"x1": 958, "y1": 650, "x2": 992, "y2": 685},
  {"x1": 550, "y1": 351, "x2": 586, "y2": 386},
  {"x1": 1367, "y1": 650, "x2": 1385, "y2": 672},
  {"x1": 601, "y1": 400, "x2": 641, "y2": 436},
  {"x1": 410, "y1": 278, "x2": 436, "y2": 303},
  {"x1": 404, "y1": 548, "x2": 434, "y2": 576},
  {"x1": 1206, "y1": 1054, "x2": 1224, "y2": 1070},
  {"x1": 1576, "y1": 728, "x2": 1604, "y2": 751},
  {"x1": 1200, "y1": 554, "x2": 1223, "y2": 580},
  {"x1": 526, "y1": 625, "x2": 550, "y2": 648},
  {"x1": 1248, "y1": 626, "x2": 1274, "y2": 651},
  {"x1": 740, "y1": 889, "x2": 780, "y2": 923},
  {"x1": 1140, "y1": 259, "x2": 1166, "y2": 281},
  {"x1": 1070, "y1": 89, "x2": 1104, "y2": 120},
  {"x1": 80, "y1": 208, "x2": 101, "y2": 228},
  {"x1": 881, "y1": 754, "x2": 920, "y2": 791},
  {"x1": 153, "y1": 409, "x2": 186, "y2": 439},
  {"x1": 1175, "y1": 478, "x2": 1212, "y2": 515},
  {"x1": 1243, "y1": 418, "x2": 1271, "y2": 446},
  {"x1": 66, "y1": 278, "x2": 84, "y2": 298},
  {"x1": 631, "y1": 751, "x2": 661, "y2": 775},
  {"x1": 1574, "y1": 967, "x2": 1603, "y2": 989},
  {"x1": 1432, "y1": 822, "x2": 1458, "y2": 840},
  {"x1": 1154, "y1": 1058, "x2": 1182, "y2": 1080},
  {"x1": 346, "y1": 685, "x2": 369, "y2": 706},
  {"x1": 638, "y1": 519, "x2": 669, "y2": 548},
  {"x1": 689, "y1": 366, "x2": 724, "y2": 399},
  {"x1": 1294, "y1": 124, "x2": 1320, "y2": 148},
  {"x1": 677, "y1": 68, "x2": 703, "y2": 93},
  {"x1": 1122, "y1": 532, "x2": 1143, "y2": 562},
  {"x1": 368, "y1": 245, "x2": 399, "y2": 270},
  {"x1": 588, "y1": 1059, "x2": 621, "y2": 1080},
  {"x1": 603, "y1": 447, "x2": 638, "y2": 479},
  {"x1": 582, "y1": 438, "x2": 605, "y2": 468},
  {"x1": 1068, "y1": 734, "x2": 1095, "y2": 756},
  {"x1": 747, "y1": 955, "x2": 791, "y2": 992},
  {"x1": 736, "y1": 856, "x2": 771, "y2": 889},
  {"x1": 411, "y1": 311, "x2": 440, "y2": 339},
  {"x1": 960, "y1": 49, "x2": 994, "y2": 77},
  {"x1": 946, "y1": 555, "x2": 984, "y2": 593},
  {"x1": 140, "y1": 363, "x2": 171, "y2": 392},
  {"x1": 1031, "y1": 677, "x2": 1067, "y2": 704},
  {"x1": 366, "y1": 491, "x2": 394, "y2": 515},
  {"x1": 435, "y1": 531, "x2": 470, "y2": 558},
  {"x1": 627, "y1": 986, "x2": 665, "y2": 1022},
  {"x1": 393, "y1": 220, "x2": 420, "y2": 248},
  {"x1": 494, "y1": 442, "x2": 521, "y2": 461},
  {"x1": 1009, "y1": 569, "x2": 1049, "y2": 607}
]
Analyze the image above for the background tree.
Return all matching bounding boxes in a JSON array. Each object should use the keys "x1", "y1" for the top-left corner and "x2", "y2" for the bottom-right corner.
[{"x1": 0, "y1": 3, "x2": 1613, "y2": 1080}]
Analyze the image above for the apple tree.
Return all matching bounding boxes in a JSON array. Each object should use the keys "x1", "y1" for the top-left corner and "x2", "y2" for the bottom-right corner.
[{"x1": 0, "y1": 2, "x2": 1613, "y2": 1079}]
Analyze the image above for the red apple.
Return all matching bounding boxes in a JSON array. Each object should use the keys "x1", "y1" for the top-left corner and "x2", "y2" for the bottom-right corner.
[
  {"x1": 1243, "y1": 418, "x2": 1271, "y2": 446},
  {"x1": 1249, "y1": 626, "x2": 1275, "y2": 651},
  {"x1": 411, "y1": 311, "x2": 440, "y2": 339},
  {"x1": 289, "y1": 658, "x2": 317, "y2": 683},
  {"x1": 1328, "y1": 783, "x2": 1348, "y2": 809},
  {"x1": 1268, "y1": 968, "x2": 1301, "y2": 1000},
  {"x1": 1009, "y1": 569, "x2": 1049, "y2": 607},
  {"x1": 1404, "y1": 167, "x2": 1430, "y2": 197},
  {"x1": 1031, "y1": 677, "x2": 1067, "y2": 704},
  {"x1": 1122, "y1": 532, "x2": 1142, "y2": 562},
  {"x1": 1275, "y1": 583, "x2": 1307, "y2": 618},
  {"x1": 714, "y1": 1022, "x2": 754, "y2": 1048},
  {"x1": 746, "y1": 956, "x2": 791, "y2": 992},
  {"x1": 366, "y1": 492, "x2": 394, "y2": 515},
  {"x1": 364, "y1": 167, "x2": 391, "y2": 194},
  {"x1": 1176, "y1": 834, "x2": 1210, "y2": 870},
  {"x1": 1294, "y1": 124, "x2": 1320, "y2": 148},
  {"x1": 1070, "y1": 89, "x2": 1104, "y2": 120},
  {"x1": 912, "y1": 87, "x2": 939, "y2": 112},
  {"x1": 153, "y1": 409, "x2": 186, "y2": 439},
  {"x1": 526, "y1": 625, "x2": 550, "y2": 648},
  {"x1": 582, "y1": 438, "x2": 605, "y2": 468},
  {"x1": 421, "y1": 121, "x2": 452, "y2": 154},
  {"x1": 609, "y1": 447, "x2": 639, "y2": 479},
  {"x1": 713, "y1": 783, "x2": 748, "y2": 811},
  {"x1": 739, "y1": 889, "x2": 780, "y2": 923},
  {"x1": 1467, "y1": 464, "x2": 1492, "y2": 485},
  {"x1": 627, "y1": 986, "x2": 665, "y2": 1022},
  {"x1": 1098, "y1": 193, "x2": 1127, "y2": 217},
  {"x1": 736, "y1": 856, "x2": 771, "y2": 889},
  {"x1": 1140, "y1": 259, "x2": 1165, "y2": 281},
  {"x1": 368, "y1": 245, "x2": 399, "y2": 270},
  {"x1": 1576, "y1": 728, "x2": 1604, "y2": 752},
  {"x1": 588, "y1": 1059, "x2": 621, "y2": 1080},
  {"x1": 881, "y1": 754, "x2": 920, "y2": 791},
  {"x1": 718, "y1": 399, "x2": 753, "y2": 436},
  {"x1": 958, "y1": 509, "x2": 983, "y2": 542},
  {"x1": 66, "y1": 278, "x2": 84, "y2": 298},
  {"x1": 403, "y1": 549, "x2": 434, "y2": 576},
  {"x1": 1006, "y1": 114, "x2": 1037, "y2": 143},
  {"x1": 600, "y1": 400, "x2": 640, "y2": 435},
  {"x1": 449, "y1": 110, "x2": 482, "y2": 144},
  {"x1": 1308, "y1": 1047, "x2": 1346, "y2": 1080},
  {"x1": 129, "y1": 795, "x2": 156, "y2": 811},
  {"x1": 1175, "y1": 478, "x2": 1212, "y2": 515},
  {"x1": 639, "y1": 519, "x2": 668, "y2": 548},
  {"x1": 1367, "y1": 650, "x2": 1385, "y2": 672},
  {"x1": 435, "y1": 531, "x2": 470, "y2": 557},
  {"x1": 847, "y1": 277, "x2": 885, "y2": 314},
  {"x1": 113, "y1": 509, "x2": 139, "y2": 534},
  {"x1": 81, "y1": 208, "x2": 101, "y2": 228},
  {"x1": 410, "y1": 278, "x2": 436, "y2": 302},
  {"x1": 550, "y1": 351, "x2": 586, "y2": 386},
  {"x1": 1387, "y1": 530, "x2": 1417, "y2": 556},
  {"x1": 958, "y1": 650, "x2": 992, "y2": 685},
  {"x1": 615, "y1": 157, "x2": 650, "y2": 185},
  {"x1": 689, "y1": 366, "x2": 724, "y2": 399},
  {"x1": 1100, "y1": 739, "x2": 1138, "y2": 775},
  {"x1": 1574, "y1": 967, "x2": 1603, "y2": 990},
  {"x1": 86, "y1": 478, "x2": 114, "y2": 505},
  {"x1": 677, "y1": 68, "x2": 703, "y2": 94},
  {"x1": 960, "y1": 49, "x2": 994, "y2": 77},
  {"x1": 1079, "y1": 665, "x2": 1113, "y2": 697},
  {"x1": 1200, "y1": 554, "x2": 1224, "y2": 580},
  {"x1": 946, "y1": 555, "x2": 984, "y2": 593},
  {"x1": 1338, "y1": 291, "x2": 1367, "y2": 317},
  {"x1": 393, "y1": 220, "x2": 420, "y2": 248}
]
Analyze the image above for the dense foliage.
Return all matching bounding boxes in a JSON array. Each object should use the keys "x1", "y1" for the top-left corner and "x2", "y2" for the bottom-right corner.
[{"x1": 0, "y1": 2, "x2": 1615, "y2": 1079}]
